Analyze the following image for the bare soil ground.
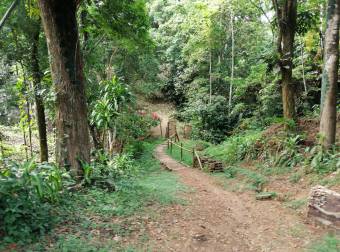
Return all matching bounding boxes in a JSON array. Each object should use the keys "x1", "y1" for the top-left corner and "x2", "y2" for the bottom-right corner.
[{"x1": 139, "y1": 143, "x2": 324, "y2": 252}]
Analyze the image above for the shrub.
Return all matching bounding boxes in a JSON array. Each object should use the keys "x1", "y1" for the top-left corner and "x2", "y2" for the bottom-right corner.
[
  {"x1": 203, "y1": 130, "x2": 262, "y2": 164},
  {"x1": 273, "y1": 135, "x2": 304, "y2": 168},
  {"x1": 124, "y1": 141, "x2": 145, "y2": 158},
  {"x1": 83, "y1": 153, "x2": 136, "y2": 191},
  {"x1": 180, "y1": 95, "x2": 231, "y2": 143},
  {"x1": 305, "y1": 145, "x2": 340, "y2": 174},
  {"x1": 0, "y1": 159, "x2": 69, "y2": 241}
]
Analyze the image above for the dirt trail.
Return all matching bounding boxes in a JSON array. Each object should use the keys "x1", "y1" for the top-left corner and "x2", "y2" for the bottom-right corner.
[
  {"x1": 137, "y1": 98, "x2": 174, "y2": 138},
  {"x1": 149, "y1": 143, "x2": 321, "y2": 252}
]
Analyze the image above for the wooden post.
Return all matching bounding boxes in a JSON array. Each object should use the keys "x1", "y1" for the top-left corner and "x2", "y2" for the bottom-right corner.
[
  {"x1": 160, "y1": 121, "x2": 163, "y2": 137},
  {"x1": 170, "y1": 140, "x2": 173, "y2": 154},
  {"x1": 166, "y1": 121, "x2": 170, "y2": 138},
  {"x1": 192, "y1": 148, "x2": 195, "y2": 168},
  {"x1": 180, "y1": 143, "x2": 183, "y2": 161},
  {"x1": 167, "y1": 139, "x2": 169, "y2": 149}
]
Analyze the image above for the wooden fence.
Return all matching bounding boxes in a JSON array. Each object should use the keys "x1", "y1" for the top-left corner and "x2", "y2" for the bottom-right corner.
[{"x1": 167, "y1": 133, "x2": 203, "y2": 170}]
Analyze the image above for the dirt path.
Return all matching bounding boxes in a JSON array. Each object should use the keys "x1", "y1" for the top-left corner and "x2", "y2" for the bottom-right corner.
[
  {"x1": 148, "y1": 143, "x2": 321, "y2": 252},
  {"x1": 137, "y1": 98, "x2": 175, "y2": 138}
]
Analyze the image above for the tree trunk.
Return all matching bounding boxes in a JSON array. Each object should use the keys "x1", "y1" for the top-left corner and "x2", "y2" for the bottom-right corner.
[
  {"x1": 26, "y1": 97, "x2": 33, "y2": 158},
  {"x1": 273, "y1": 0, "x2": 297, "y2": 121},
  {"x1": 300, "y1": 38, "x2": 307, "y2": 94},
  {"x1": 38, "y1": 0, "x2": 90, "y2": 179},
  {"x1": 228, "y1": 9, "x2": 235, "y2": 114},
  {"x1": 320, "y1": 0, "x2": 339, "y2": 148},
  {"x1": 89, "y1": 124, "x2": 101, "y2": 149},
  {"x1": 31, "y1": 29, "x2": 49, "y2": 162},
  {"x1": 209, "y1": 50, "x2": 212, "y2": 104}
]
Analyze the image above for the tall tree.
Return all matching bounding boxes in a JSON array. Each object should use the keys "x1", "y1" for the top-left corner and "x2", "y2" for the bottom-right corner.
[
  {"x1": 30, "y1": 26, "x2": 48, "y2": 162},
  {"x1": 319, "y1": 0, "x2": 339, "y2": 148},
  {"x1": 37, "y1": 0, "x2": 90, "y2": 178},
  {"x1": 273, "y1": 0, "x2": 298, "y2": 121}
]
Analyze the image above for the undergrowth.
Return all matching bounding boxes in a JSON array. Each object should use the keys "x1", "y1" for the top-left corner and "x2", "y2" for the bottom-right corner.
[
  {"x1": 203, "y1": 130, "x2": 262, "y2": 164},
  {"x1": 167, "y1": 119, "x2": 339, "y2": 195},
  {"x1": 1, "y1": 139, "x2": 185, "y2": 251},
  {"x1": 308, "y1": 235, "x2": 340, "y2": 252}
]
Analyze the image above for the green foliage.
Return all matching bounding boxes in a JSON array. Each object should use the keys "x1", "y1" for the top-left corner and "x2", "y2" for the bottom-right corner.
[
  {"x1": 116, "y1": 111, "x2": 159, "y2": 152},
  {"x1": 223, "y1": 166, "x2": 267, "y2": 192},
  {"x1": 273, "y1": 135, "x2": 304, "y2": 168},
  {"x1": 289, "y1": 172, "x2": 302, "y2": 183},
  {"x1": 180, "y1": 95, "x2": 231, "y2": 143},
  {"x1": 83, "y1": 152, "x2": 136, "y2": 191},
  {"x1": 203, "y1": 130, "x2": 262, "y2": 164},
  {"x1": 284, "y1": 198, "x2": 307, "y2": 210},
  {"x1": 309, "y1": 235, "x2": 340, "y2": 252},
  {"x1": 305, "y1": 145, "x2": 340, "y2": 174},
  {"x1": 0, "y1": 159, "x2": 69, "y2": 241},
  {"x1": 90, "y1": 77, "x2": 131, "y2": 130},
  {"x1": 124, "y1": 141, "x2": 145, "y2": 158},
  {"x1": 86, "y1": 0, "x2": 152, "y2": 50}
]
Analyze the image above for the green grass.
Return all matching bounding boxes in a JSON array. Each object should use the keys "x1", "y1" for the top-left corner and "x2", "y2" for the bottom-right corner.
[
  {"x1": 18, "y1": 138, "x2": 186, "y2": 252},
  {"x1": 284, "y1": 198, "x2": 307, "y2": 210},
  {"x1": 255, "y1": 163, "x2": 293, "y2": 176},
  {"x1": 224, "y1": 166, "x2": 268, "y2": 191},
  {"x1": 165, "y1": 140, "x2": 196, "y2": 167},
  {"x1": 308, "y1": 235, "x2": 340, "y2": 252}
]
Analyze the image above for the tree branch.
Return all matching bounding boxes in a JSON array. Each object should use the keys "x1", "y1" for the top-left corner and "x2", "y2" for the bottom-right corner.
[{"x1": 0, "y1": 0, "x2": 19, "y2": 31}]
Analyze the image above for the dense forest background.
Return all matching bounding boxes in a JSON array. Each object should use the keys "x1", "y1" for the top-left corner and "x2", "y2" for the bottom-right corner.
[
  {"x1": 1, "y1": 0, "x2": 338, "y2": 145},
  {"x1": 0, "y1": 0, "x2": 339, "y2": 251}
]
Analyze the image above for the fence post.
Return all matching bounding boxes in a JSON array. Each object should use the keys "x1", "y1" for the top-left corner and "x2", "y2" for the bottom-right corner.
[
  {"x1": 160, "y1": 121, "x2": 163, "y2": 137},
  {"x1": 170, "y1": 140, "x2": 173, "y2": 154},
  {"x1": 167, "y1": 139, "x2": 169, "y2": 149},
  {"x1": 180, "y1": 143, "x2": 183, "y2": 161},
  {"x1": 192, "y1": 148, "x2": 195, "y2": 168},
  {"x1": 166, "y1": 121, "x2": 170, "y2": 138}
]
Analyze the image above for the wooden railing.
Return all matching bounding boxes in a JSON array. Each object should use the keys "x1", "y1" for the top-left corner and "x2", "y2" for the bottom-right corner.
[{"x1": 167, "y1": 134, "x2": 203, "y2": 170}]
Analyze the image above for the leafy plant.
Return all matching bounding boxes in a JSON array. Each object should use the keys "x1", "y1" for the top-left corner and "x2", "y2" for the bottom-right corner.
[
  {"x1": 305, "y1": 145, "x2": 340, "y2": 174},
  {"x1": 0, "y1": 160, "x2": 69, "y2": 241},
  {"x1": 203, "y1": 130, "x2": 262, "y2": 164},
  {"x1": 273, "y1": 135, "x2": 304, "y2": 168},
  {"x1": 83, "y1": 153, "x2": 136, "y2": 191}
]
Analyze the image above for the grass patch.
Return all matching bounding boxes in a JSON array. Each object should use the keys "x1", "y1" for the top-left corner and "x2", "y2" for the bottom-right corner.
[
  {"x1": 284, "y1": 198, "x2": 307, "y2": 210},
  {"x1": 289, "y1": 172, "x2": 302, "y2": 183},
  {"x1": 255, "y1": 163, "x2": 292, "y2": 176},
  {"x1": 308, "y1": 235, "x2": 340, "y2": 252},
  {"x1": 223, "y1": 166, "x2": 267, "y2": 192}
]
